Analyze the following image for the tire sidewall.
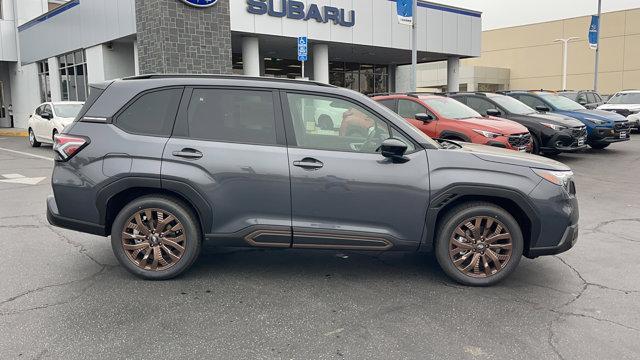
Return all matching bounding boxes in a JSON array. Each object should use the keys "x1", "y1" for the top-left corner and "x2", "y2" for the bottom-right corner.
[
  {"x1": 111, "y1": 196, "x2": 201, "y2": 280},
  {"x1": 435, "y1": 204, "x2": 524, "y2": 286}
]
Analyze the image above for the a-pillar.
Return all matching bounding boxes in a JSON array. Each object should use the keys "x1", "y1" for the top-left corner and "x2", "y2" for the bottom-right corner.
[
  {"x1": 242, "y1": 37, "x2": 260, "y2": 77},
  {"x1": 447, "y1": 56, "x2": 460, "y2": 92},
  {"x1": 313, "y1": 43, "x2": 329, "y2": 84}
]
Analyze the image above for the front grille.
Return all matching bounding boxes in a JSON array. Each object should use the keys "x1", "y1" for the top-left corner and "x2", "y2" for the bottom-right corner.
[
  {"x1": 614, "y1": 122, "x2": 630, "y2": 131},
  {"x1": 611, "y1": 109, "x2": 632, "y2": 117},
  {"x1": 508, "y1": 133, "x2": 531, "y2": 147},
  {"x1": 571, "y1": 126, "x2": 587, "y2": 138}
]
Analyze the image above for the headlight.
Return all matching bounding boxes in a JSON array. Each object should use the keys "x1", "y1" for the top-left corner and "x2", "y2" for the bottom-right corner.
[
  {"x1": 533, "y1": 169, "x2": 574, "y2": 188},
  {"x1": 473, "y1": 129, "x2": 503, "y2": 138},
  {"x1": 541, "y1": 123, "x2": 567, "y2": 131},
  {"x1": 585, "y1": 117, "x2": 607, "y2": 126}
]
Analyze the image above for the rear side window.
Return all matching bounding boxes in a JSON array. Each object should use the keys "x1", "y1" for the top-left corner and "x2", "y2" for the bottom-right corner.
[
  {"x1": 465, "y1": 97, "x2": 496, "y2": 116},
  {"x1": 186, "y1": 89, "x2": 277, "y2": 146},
  {"x1": 115, "y1": 88, "x2": 183, "y2": 137}
]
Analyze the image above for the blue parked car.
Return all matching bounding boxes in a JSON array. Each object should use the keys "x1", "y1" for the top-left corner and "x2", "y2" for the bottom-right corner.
[{"x1": 503, "y1": 91, "x2": 630, "y2": 149}]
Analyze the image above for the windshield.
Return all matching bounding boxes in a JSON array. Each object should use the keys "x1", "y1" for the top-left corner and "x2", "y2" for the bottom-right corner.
[
  {"x1": 53, "y1": 103, "x2": 84, "y2": 118},
  {"x1": 559, "y1": 92, "x2": 578, "y2": 101},
  {"x1": 539, "y1": 94, "x2": 586, "y2": 111},
  {"x1": 490, "y1": 95, "x2": 536, "y2": 115},
  {"x1": 607, "y1": 93, "x2": 640, "y2": 105},
  {"x1": 422, "y1": 97, "x2": 481, "y2": 119}
]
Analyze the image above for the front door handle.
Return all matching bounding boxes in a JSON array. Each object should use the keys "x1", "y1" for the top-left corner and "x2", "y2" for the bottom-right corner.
[
  {"x1": 293, "y1": 157, "x2": 324, "y2": 169},
  {"x1": 172, "y1": 148, "x2": 203, "y2": 159}
]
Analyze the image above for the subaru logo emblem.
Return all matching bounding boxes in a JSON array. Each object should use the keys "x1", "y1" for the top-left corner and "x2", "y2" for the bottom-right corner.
[{"x1": 180, "y1": 0, "x2": 219, "y2": 8}]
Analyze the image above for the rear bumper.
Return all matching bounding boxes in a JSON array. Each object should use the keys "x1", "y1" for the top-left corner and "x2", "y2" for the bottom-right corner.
[{"x1": 47, "y1": 195, "x2": 106, "y2": 236}]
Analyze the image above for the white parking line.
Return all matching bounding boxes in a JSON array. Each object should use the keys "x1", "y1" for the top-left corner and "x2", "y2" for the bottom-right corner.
[{"x1": 0, "y1": 146, "x2": 54, "y2": 161}]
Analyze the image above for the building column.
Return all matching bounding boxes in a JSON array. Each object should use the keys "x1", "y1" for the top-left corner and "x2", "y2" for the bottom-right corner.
[
  {"x1": 133, "y1": 40, "x2": 140, "y2": 76},
  {"x1": 388, "y1": 65, "x2": 397, "y2": 93},
  {"x1": 312, "y1": 44, "x2": 329, "y2": 84},
  {"x1": 85, "y1": 44, "x2": 106, "y2": 83},
  {"x1": 447, "y1": 56, "x2": 460, "y2": 92},
  {"x1": 47, "y1": 57, "x2": 62, "y2": 101},
  {"x1": 242, "y1": 37, "x2": 260, "y2": 77}
]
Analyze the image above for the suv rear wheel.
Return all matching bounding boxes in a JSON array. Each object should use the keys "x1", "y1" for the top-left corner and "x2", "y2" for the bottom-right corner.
[
  {"x1": 435, "y1": 202, "x2": 523, "y2": 286},
  {"x1": 111, "y1": 195, "x2": 202, "y2": 280}
]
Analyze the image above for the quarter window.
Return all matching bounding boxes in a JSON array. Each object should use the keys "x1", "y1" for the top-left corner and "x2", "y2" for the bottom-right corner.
[
  {"x1": 186, "y1": 89, "x2": 277, "y2": 145},
  {"x1": 397, "y1": 99, "x2": 428, "y2": 119},
  {"x1": 115, "y1": 88, "x2": 183, "y2": 137}
]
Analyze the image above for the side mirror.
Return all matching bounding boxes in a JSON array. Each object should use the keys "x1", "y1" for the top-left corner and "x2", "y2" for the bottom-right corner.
[
  {"x1": 415, "y1": 113, "x2": 434, "y2": 123},
  {"x1": 486, "y1": 109, "x2": 501, "y2": 117},
  {"x1": 41, "y1": 112, "x2": 53, "y2": 120},
  {"x1": 378, "y1": 138, "x2": 408, "y2": 161},
  {"x1": 535, "y1": 105, "x2": 550, "y2": 112}
]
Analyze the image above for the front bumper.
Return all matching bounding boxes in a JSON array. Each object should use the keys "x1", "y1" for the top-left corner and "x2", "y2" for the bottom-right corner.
[
  {"x1": 540, "y1": 128, "x2": 588, "y2": 153},
  {"x1": 527, "y1": 223, "x2": 579, "y2": 257},
  {"x1": 588, "y1": 126, "x2": 631, "y2": 145},
  {"x1": 47, "y1": 195, "x2": 106, "y2": 236}
]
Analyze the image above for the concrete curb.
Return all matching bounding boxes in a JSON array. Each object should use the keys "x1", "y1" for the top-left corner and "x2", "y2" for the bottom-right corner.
[{"x1": 0, "y1": 129, "x2": 28, "y2": 137}]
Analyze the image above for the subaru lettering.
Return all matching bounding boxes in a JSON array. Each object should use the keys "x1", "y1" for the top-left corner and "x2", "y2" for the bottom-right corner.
[{"x1": 247, "y1": 0, "x2": 356, "y2": 27}]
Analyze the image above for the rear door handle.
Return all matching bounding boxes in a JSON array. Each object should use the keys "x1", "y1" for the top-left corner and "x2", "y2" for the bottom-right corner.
[
  {"x1": 293, "y1": 158, "x2": 324, "y2": 169},
  {"x1": 172, "y1": 148, "x2": 203, "y2": 159}
]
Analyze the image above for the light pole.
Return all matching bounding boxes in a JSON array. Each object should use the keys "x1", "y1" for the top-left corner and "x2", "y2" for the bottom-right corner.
[
  {"x1": 554, "y1": 37, "x2": 579, "y2": 91},
  {"x1": 594, "y1": 0, "x2": 602, "y2": 92}
]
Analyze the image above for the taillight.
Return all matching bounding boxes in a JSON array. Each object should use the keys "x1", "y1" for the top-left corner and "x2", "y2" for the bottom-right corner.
[{"x1": 53, "y1": 134, "x2": 90, "y2": 161}]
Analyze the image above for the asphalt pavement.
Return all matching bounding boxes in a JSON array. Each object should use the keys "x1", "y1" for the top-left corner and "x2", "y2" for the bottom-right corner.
[{"x1": 0, "y1": 134, "x2": 638, "y2": 359}]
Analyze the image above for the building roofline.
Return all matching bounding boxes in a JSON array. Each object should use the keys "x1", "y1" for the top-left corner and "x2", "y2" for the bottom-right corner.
[{"x1": 18, "y1": 0, "x2": 80, "y2": 32}]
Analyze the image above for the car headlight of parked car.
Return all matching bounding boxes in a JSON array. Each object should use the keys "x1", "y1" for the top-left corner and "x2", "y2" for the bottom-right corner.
[
  {"x1": 541, "y1": 123, "x2": 567, "y2": 131},
  {"x1": 473, "y1": 129, "x2": 503, "y2": 139},
  {"x1": 585, "y1": 117, "x2": 608, "y2": 126},
  {"x1": 533, "y1": 169, "x2": 574, "y2": 187}
]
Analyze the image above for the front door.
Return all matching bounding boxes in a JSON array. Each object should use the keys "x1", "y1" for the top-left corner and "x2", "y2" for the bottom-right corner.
[
  {"x1": 162, "y1": 87, "x2": 292, "y2": 247},
  {"x1": 397, "y1": 98, "x2": 438, "y2": 138},
  {"x1": 282, "y1": 92, "x2": 430, "y2": 250}
]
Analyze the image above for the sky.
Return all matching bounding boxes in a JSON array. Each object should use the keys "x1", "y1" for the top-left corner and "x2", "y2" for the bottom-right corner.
[{"x1": 435, "y1": 0, "x2": 640, "y2": 30}]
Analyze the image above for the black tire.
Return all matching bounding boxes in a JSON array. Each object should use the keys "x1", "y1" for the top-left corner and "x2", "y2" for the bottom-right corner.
[
  {"x1": 434, "y1": 202, "x2": 523, "y2": 286},
  {"x1": 590, "y1": 143, "x2": 610, "y2": 150},
  {"x1": 531, "y1": 135, "x2": 541, "y2": 155},
  {"x1": 52, "y1": 129, "x2": 58, "y2": 142},
  {"x1": 28, "y1": 128, "x2": 41, "y2": 148},
  {"x1": 111, "y1": 195, "x2": 202, "y2": 280}
]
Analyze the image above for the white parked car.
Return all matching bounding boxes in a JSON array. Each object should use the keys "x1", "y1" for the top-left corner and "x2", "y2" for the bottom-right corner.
[
  {"x1": 27, "y1": 101, "x2": 84, "y2": 147},
  {"x1": 597, "y1": 90, "x2": 640, "y2": 131}
]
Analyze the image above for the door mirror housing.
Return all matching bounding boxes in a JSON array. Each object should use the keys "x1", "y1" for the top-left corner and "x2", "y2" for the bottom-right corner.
[
  {"x1": 485, "y1": 109, "x2": 501, "y2": 117},
  {"x1": 535, "y1": 105, "x2": 550, "y2": 112},
  {"x1": 378, "y1": 138, "x2": 408, "y2": 161},
  {"x1": 415, "y1": 113, "x2": 434, "y2": 123},
  {"x1": 41, "y1": 111, "x2": 53, "y2": 120}
]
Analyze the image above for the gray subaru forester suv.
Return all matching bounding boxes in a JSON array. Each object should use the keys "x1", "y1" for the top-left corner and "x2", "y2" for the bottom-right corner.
[{"x1": 47, "y1": 75, "x2": 579, "y2": 286}]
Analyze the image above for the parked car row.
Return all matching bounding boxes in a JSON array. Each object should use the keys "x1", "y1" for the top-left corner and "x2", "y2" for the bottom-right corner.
[{"x1": 367, "y1": 90, "x2": 631, "y2": 156}]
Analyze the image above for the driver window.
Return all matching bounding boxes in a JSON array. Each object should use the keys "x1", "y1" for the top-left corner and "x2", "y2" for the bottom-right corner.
[{"x1": 286, "y1": 93, "x2": 391, "y2": 153}]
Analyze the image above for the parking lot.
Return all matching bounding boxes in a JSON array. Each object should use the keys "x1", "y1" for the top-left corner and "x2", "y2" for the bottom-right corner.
[{"x1": 0, "y1": 134, "x2": 638, "y2": 360}]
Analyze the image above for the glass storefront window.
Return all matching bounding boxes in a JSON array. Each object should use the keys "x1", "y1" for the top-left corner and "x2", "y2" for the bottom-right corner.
[
  {"x1": 37, "y1": 61, "x2": 51, "y2": 102},
  {"x1": 58, "y1": 50, "x2": 88, "y2": 101}
]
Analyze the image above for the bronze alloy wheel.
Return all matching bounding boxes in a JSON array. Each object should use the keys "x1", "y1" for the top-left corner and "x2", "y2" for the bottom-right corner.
[
  {"x1": 121, "y1": 208, "x2": 186, "y2": 271},
  {"x1": 449, "y1": 216, "x2": 513, "y2": 278}
]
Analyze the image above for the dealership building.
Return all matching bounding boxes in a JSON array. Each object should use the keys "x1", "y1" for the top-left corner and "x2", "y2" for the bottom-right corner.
[{"x1": 0, "y1": 0, "x2": 481, "y2": 129}]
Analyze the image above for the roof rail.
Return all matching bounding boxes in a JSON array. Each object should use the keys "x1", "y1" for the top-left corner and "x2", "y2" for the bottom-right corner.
[
  {"x1": 406, "y1": 91, "x2": 445, "y2": 97},
  {"x1": 122, "y1": 74, "x2": 337, "y2": 88},
  {"x1": 446, "y1": 91, "x2": 491, "y2": 96}
]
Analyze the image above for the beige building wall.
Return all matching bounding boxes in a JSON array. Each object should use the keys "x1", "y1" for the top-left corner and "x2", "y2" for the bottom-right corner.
[{"x1": 464, "y1": 8, "x2": 640, "y2": 95}]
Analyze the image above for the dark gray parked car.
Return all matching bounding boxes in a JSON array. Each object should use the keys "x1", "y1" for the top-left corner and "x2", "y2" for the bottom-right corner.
[{"x1": 47, "y1": 75, "x2": 579, "y2": 286}]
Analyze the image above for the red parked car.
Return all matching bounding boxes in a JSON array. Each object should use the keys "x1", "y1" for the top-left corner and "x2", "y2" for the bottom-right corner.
[{"x1": 373, "y1": 94, "x2": 533, "y2": 152}]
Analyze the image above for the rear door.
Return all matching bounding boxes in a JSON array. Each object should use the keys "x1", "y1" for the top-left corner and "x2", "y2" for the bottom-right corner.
[
  {"x1": 282, "y1": 91, "x2": 430, "y2": 250},
  {"x1": 162, "y1": 87, "x2": 292, "y2": 245}
]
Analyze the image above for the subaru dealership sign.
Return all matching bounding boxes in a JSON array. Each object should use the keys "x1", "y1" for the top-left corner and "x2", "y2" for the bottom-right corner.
[
  {"x1": 180, "y1": 0, "x2": 218, "y2": 7},
  {"x1": 247, "y1": 0, "x2": 356, "y2": 27}
]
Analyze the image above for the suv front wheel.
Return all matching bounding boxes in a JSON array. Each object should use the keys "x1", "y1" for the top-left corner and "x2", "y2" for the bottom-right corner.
[
  {"x1": 111, "y1": 195, "x2": 202, "y2": 280},
  {"x1": 435, "y1": 202, "x2": 523, "y2": 286}
]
